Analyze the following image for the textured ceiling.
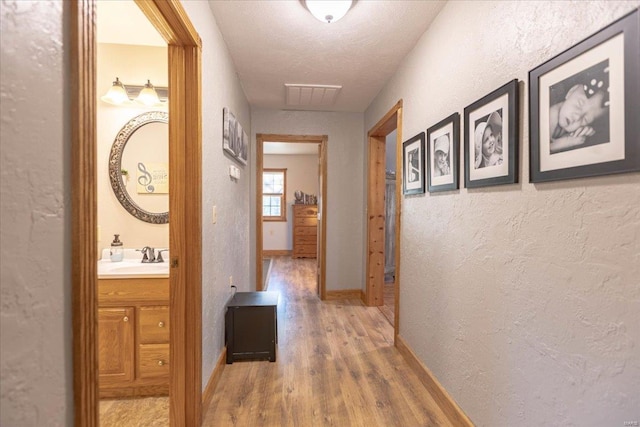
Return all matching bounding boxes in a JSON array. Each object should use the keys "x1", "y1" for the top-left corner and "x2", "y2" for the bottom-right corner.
[{"x1": 208, "y1": 0, "x2": 446, "y2": 112}]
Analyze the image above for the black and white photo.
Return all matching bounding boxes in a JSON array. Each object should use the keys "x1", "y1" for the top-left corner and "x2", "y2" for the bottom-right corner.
[
  {"x1": 474, "y1": 110, "x2": 503, "y2": 169},
  {"x1": 402, "y1": 132, "x2": 426, "y2": 195},
  {"x1": 223, "y1": 107, "x2": 249, "y2": 165},
  {"x1": 427, "y1": 113, "x2": 459, "y2": 192},
  {"x1": 464, "y1": 79, "x2": 519, "y2": 188},
  {"x1": 530, "y1": 9, "x2": 639, "y2": 182},
  {"x1": 548, "y1": 60, "x2": 610, "y2": 154}
]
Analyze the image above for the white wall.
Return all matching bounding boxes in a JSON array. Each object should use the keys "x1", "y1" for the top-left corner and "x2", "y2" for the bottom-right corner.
[
  {"x1": 189, "y1": 1, "x2": 251, "y2": 391},
  {"x1": 364, "y1": 1, "x2": 640, "y2": 426},
  {"x1": 251, "y1": 109, "x2": 364, "y2": 291},
  {"x1": 1, "y1": 1, "x2": 71, "y2": 425},
  {"x1": 97, "y1": 43, "x2": 169, "y2": 254},
  {"x1": 263, "y1": 154, "x2": 319, "y2": 251}
]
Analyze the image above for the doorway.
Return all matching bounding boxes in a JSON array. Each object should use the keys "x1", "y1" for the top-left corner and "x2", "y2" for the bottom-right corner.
[
  {"x1": 366, "y1": 101, "x2": 403, "y2": 340},
  {"x1": 71, "y1": 1, "x2": 202, "y2": 425},
  {"x1": 255, "y1": 134, "x2": 328, "y2": 299}
]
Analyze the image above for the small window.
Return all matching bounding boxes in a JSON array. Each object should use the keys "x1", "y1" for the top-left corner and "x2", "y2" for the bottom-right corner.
[{"x1": 263, "y1": 168, "x2": 287, "y2": 221}]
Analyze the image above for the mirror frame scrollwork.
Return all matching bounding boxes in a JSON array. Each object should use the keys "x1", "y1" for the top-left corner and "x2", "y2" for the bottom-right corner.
[{"x1": 109, "y1": 111, "x2": 169, "y2": 224}]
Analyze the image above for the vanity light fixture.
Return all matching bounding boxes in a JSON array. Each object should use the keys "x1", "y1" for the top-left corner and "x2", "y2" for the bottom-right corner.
[
  {"x1": 305, "y1": 0, "x2": 352, "y2": 24},
  {"x1": 100, "y1": 77, "x2": 130, "y2": 105},
  {"x1": 101, "y1": 77, "x2": 167, "y2": 106},
  {"x1": 135, "y1": 79, "x2": 161, "y2": 106}
]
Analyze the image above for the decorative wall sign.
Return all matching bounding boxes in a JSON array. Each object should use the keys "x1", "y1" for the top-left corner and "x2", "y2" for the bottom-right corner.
[
  {"x1": 136, "y1": 162, "x2": 168, "y2": 194},
  {"x1": 529, "y1": 9, "x2": 639, "y2": 182}
]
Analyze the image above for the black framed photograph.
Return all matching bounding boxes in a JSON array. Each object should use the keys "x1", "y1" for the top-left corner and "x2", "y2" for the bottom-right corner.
[
  {"x1": 402, "y1": 132, "x2": 426, "y2": 195},
  {"x1": 464, "y1": 79, "x2": 519, "y2": 188},
  {"x1": 427, "y1": 113, "x2": 459, "y2": 192},
  {"x1": 529, "y1": 9, "x2": 639, "y2": 183}
]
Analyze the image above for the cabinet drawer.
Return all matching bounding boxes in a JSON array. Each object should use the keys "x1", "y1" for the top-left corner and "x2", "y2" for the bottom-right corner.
[
  {"x1": 138, "y1": 343, "x2": 170, "y2": 379},
  {"x1": 293, "y1": 206, "x2": 317, "y2": 217},
  {"x1": 294, "y1": 217, "x2": 317, "y2": 227},
  {"x1": 139, "y1": 306, "x2": 170, "y2": 344}
]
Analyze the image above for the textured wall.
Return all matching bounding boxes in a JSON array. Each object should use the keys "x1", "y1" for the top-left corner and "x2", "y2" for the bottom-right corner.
[
  {"x1": 0, "y1": 1, "x2": 71, "y2": 425},
  {"x1": 97, "y1": 43, "x2": 169, "y2": 254},
  {"x1": 251, "y1": 109, "x2": 365, "y2": 291},
  {"x1": 190, "y1": 1, "x2": 252, "y2": 391},
  {"x1": 364, "y1": 1, "x2": 640, "y2": 426},
  {"x1": 263, "y1": 154, "x2": 319, "y2": 251}
]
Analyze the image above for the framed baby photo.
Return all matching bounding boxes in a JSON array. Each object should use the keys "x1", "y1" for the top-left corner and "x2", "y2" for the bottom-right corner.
[
  {"x1": 427, "y1": 113, "x2": 459, "y2": 193},
  {"x1": 402, "y1": 132, "x2": 426, "y2": 195},
  {"x1": 529, "y1": 9, "x2": 640, "y2": 183},
  {"x1": 463, "y1": 79, "x2": 519, "y2": 188}
]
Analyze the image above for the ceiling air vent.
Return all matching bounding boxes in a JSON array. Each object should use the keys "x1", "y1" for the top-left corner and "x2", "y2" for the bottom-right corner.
[{"x1": 285, "y1": 84, "x2": 342, "y2": 107}]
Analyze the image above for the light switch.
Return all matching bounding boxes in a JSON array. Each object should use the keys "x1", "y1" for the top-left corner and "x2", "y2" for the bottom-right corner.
[{"x1": 212, "y1": 205, "x2": 217, "y2": 224}]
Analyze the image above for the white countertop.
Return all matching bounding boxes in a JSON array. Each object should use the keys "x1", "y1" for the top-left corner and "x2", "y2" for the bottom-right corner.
[{"x1": 98, "y1": 248, "x2": 169, "y2": 279}]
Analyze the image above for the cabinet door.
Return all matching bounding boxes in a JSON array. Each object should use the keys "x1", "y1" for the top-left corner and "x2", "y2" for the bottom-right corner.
[{"x1": 98, "y1": 307, "x2": 134, "y2": 384}]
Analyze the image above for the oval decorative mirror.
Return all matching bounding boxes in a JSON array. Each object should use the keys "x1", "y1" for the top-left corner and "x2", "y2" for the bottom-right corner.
[{"x1": 109, "y1": 111, "x2": 169, "y2": 224}]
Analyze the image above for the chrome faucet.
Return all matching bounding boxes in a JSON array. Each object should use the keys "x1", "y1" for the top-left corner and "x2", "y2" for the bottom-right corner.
[
  {"x1": 139, "y1": 246, "x2": 155, "y2": 263},
  {"x1": 138, "y1": 246, "x2": 167, "y2": 263},
  {"x1": 156, "y1": 249, "x2": 168, "y2": 263}
]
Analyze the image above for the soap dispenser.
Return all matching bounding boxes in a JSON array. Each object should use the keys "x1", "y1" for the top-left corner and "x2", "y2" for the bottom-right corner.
[{"x1": 110, "y1": 234, "x2": 124, "y2": 262}]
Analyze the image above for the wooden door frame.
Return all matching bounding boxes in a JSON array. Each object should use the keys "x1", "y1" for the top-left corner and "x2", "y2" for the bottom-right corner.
[
  {"x1": 365, "y1": 100, "x2": 403, "y2": 340},
  {"x1": 71, "y1": 1, "x2": 202, "y2": 425},
  {"x1": 256, "y1": 134, "x2": 328, "y2": 299}
]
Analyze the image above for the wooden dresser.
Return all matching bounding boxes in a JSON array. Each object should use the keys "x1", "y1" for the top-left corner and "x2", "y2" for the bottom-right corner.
[
  {"x1": 292, "y1": 204, "x2": 318, "y2": 258},
  {"x1": 98, "y1": 277, "x2": 170, "y2": 398}
]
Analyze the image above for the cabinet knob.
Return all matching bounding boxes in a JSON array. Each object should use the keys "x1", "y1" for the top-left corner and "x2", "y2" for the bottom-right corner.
[
  {"x1": 158, "y1": 360, "x2": 165, "y2": 366},
  {"x1": 123, "y1": 316, "x2": 129, "y2": 322},
  {"x1": 158, "y1": 321, "x2": 165, "y2": 328}
]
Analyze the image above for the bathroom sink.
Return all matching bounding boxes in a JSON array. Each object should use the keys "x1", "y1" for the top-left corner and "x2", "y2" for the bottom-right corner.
[{"x1": 98, "y1": 259, "x2": 169, "y2": 278}]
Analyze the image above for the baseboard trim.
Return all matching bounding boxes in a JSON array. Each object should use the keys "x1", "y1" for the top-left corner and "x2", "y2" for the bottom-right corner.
[
  {"x1": 325, "y1": 289, "x2": 363, "y2": 300},
  {"x1": 395, "y1": 335, "x2": 474, "y2": 427},
  {"x1": 202, "y1": 347, "x2": 227, "y2": 413},
  {"x1": 263, "y1": 250, "x2": 292, "y2": 257}
]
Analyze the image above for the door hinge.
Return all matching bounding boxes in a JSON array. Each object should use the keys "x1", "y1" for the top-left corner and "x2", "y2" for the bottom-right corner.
[{"x1": 170, "y1": 256, "x2": 179, "y2": 268}]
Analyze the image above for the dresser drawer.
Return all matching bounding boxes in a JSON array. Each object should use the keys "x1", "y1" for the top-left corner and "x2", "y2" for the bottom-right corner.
[
  {"x1": 293, "y1": 205, "x2": 317, "y2": 217},
  {"x1": 294, "y1": 217, "x2": 317, "y2": 227},
  {"x1": 296, "y1": 235, "x2": 317, "y2": 244},
  {"x1": 138, "y1": 306, "x2": 170, "y2": 344},
  {"x1": 293, "y1": 244, "x2": 317, "y2": 256},
  {"x1": 294, "y1": 226, "x2": 316, "y2": 236},
  {"x1": 138, "y1": 343, "x2": 169, "y2": 379}
]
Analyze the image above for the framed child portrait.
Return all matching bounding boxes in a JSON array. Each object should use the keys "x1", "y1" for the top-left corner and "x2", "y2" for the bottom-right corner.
[
  {"x1": 529, "y1": 9, "x2": 640, "y2": 183},
  {"x1": 464, "y1": 79, "x2": 519, "y2": 188},
  {"x1": 427, "y1": 113, "x2": 459, "y2": 193},
  {"x1": 402, "y1": 132, "x2": 426, "y2": 195}
]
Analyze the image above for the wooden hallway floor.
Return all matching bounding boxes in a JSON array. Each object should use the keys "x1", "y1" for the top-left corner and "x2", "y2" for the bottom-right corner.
[{"x1": 203, "y1": 256, "x2": 453, "y2": 426}]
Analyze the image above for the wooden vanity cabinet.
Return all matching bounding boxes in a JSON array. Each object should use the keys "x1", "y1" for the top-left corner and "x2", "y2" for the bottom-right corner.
[
  {"x1": 292, "y1": 204, "x2": 318, "y2": 258},
  {"x1": 98, "y1": 278, "x2": 170, "y2": 398}
]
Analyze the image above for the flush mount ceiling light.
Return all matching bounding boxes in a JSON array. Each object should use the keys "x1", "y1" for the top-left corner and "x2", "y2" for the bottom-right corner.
[{"x1": 305, "y1": 0, "x2": 352, "y2": 24}]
